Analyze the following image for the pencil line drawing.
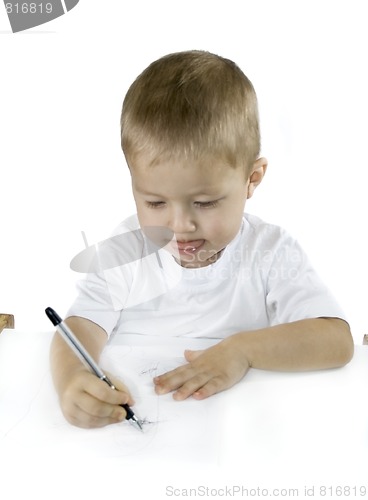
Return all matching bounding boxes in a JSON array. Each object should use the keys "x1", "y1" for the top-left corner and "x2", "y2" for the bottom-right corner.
[{"x1": 0, "y1": 345, "x2": 216, "y2": 463}]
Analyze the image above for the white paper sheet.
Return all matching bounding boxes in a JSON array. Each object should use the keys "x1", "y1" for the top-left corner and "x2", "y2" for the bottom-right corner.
[{"x1": 0, "y1": 332, "x2": 222, "y2": 465}]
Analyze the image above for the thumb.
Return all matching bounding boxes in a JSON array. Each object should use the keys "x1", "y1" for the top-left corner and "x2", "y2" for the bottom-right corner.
[{"x1": 184, "y1": 349, "x2": 204, "y2": 362}]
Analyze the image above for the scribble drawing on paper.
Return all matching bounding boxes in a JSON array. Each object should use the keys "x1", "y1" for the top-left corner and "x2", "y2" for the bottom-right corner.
[{"x1": 0, "y1": 344, "x2": 217, "y2": 463}]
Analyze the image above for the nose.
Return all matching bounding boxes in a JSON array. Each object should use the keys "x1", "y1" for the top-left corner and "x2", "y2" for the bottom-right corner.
[{"x1": 167, "y1": 206, "x2": 196, "y2": 235}]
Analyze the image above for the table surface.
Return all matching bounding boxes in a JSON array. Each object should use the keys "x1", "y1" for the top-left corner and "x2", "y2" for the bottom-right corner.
[{"x1": 1, "y1": 329, "x2": 367, "y2": 499}]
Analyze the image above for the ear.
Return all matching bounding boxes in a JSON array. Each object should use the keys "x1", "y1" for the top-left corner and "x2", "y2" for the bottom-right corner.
[{"x1": 247, "y1": 157, "x2": 268, "y2": 199}]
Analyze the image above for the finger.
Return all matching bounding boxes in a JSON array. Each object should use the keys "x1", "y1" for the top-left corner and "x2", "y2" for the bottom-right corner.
[
  {"x1": 172, "y1": 371, "x2": 214, "y2": 401},
  {"x1": 75, "y1": 389, "x2": 128, "y2": 421},
  {"x1": 184, "y1": 349, "x2": 204, "y2": 362},
  {"x1": 174, "y1": 361, "x2": 251, "y2": 401},
  {"x1": 84, "y1": 374, "x2": 133, "y2": 406},
  {"x1": 191, "y1": 375, "x2": 232, "y2": 400},
  {"x1": 62, "y1": 372, "x2": 134, "y2": 428},
  {"x1": 60, "y1": 385, "x2": 127, "y2": 429},
  {"x1": 153, "y1": 364, "x2": 196, "y2": 394},
  {"x1": 175, "y1": 373, "x2": 235, "y2": 401},
  {"x1": 64, "y1": 399, "x2": 126, "y2": 429},
  {"x1": 192, "y1": 363, "x2": 251, "y2": 400}
]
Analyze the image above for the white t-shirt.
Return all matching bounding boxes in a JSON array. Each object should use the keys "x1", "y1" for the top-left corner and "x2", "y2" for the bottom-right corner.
[{"x1": 67, "y1": 213, "x2": 346, "y2": 340}]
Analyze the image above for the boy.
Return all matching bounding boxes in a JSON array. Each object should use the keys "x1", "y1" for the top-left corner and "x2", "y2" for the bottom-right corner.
[{"x1": 50, "y1": 50, "x2": 353, "y2": 428}]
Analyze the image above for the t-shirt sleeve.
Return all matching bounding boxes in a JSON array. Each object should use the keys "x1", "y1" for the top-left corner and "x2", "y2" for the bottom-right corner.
[
  {"x1": 66, "y1": 270, "x2": 126, "y2": 337},
  {"x1": 66, "y1": 216, "x2": 141, "y2": 336},
  {"x1": 265, "y1": 233, "x2": 347, "y2": 325}
]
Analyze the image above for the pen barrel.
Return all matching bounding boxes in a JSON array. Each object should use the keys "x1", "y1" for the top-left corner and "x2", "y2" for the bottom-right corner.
[
  {"x1": 101, "y1": 375, "x2": 133, "y2": 419},
  {"x1": 101, "y1": 374, "x2": 115, "y2": 389},
  {"x1": 56, "y1": 322, "x2": 104, "y2": 379}
]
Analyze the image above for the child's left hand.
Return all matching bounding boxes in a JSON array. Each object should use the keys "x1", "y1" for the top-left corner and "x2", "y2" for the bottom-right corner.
[{"x1": 153, "y1": 337, "x2": 250, "y2": 400}]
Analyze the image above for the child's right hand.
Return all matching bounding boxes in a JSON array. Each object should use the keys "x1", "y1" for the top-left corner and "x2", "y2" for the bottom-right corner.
[{"x1": 58, "y1": 368, "x2": 135, "y2": 428}]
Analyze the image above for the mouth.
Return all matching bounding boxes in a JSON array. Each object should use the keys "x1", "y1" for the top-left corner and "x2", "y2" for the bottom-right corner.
[{"x1": 174, "y1": 239, "x2": 205, "y2": 255}]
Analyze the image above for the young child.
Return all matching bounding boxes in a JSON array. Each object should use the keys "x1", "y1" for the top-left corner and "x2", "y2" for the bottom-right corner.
[{"x1": 50, "y1": 50, "x2": 353, "y2": 428}]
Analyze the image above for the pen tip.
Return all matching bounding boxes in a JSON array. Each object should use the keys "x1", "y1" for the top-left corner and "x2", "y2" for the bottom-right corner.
[{"x1": 131, "y1": 417, "x2": 144, "y2": 432}]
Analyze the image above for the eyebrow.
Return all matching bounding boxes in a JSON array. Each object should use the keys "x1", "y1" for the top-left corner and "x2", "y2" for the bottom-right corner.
[
  {"x1": 134, "y1": 186, "x2": 223, "y2": 197},
  {"x1": 134, "y1": 186, "x2": 161, "y2": 196}
]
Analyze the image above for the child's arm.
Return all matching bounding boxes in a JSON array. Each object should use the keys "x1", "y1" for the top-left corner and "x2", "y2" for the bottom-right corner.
[
  {"x1": 50, "y1": 316, "x2": 134, "y2": 428},
  {"x1": 153, "y1": 317, "x2": 353, "y2": 400}
]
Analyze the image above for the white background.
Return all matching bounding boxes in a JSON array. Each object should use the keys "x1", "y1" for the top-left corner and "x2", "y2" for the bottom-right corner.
[
  {"x1": 1, "y1": 0, "x2": 367, "y2": 341},
  {"x1": 1, "y1": 2, "x2": 368, "y2": 498}
]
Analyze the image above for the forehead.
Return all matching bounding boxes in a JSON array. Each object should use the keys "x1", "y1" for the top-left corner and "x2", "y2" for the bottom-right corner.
[{"x1": 130, "y1": 154, "x2": 246, "y2": 196}]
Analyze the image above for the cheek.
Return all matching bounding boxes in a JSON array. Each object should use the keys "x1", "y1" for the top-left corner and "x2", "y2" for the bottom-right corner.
[
  {"x1": 205, "y1": 217, "x2": 236, "y2": 243},
  {"x1": 136, "y1": 206, "x2": 155, "y2": 227},
  {"x1": 208, "y1": 207, "x2": 244, "y2": 242}
]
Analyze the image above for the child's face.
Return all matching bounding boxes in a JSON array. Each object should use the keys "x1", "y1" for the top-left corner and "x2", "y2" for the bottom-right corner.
[{"x1": 130, "y1": 155, "x2": 263, "y2": 268}]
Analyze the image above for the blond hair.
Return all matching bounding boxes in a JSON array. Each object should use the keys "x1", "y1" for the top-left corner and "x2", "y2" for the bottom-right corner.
[{"x1": 121, "y1": 50, "x2": 260, "y2": 171}]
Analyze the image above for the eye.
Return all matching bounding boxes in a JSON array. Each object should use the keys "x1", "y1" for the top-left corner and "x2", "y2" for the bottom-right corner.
[
  {"x1": 194, "y1": 200, "x2": 219, "y2": 208},
  {"x1": 145, "y1": 201, "x2": 166, "y2": 208}
]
